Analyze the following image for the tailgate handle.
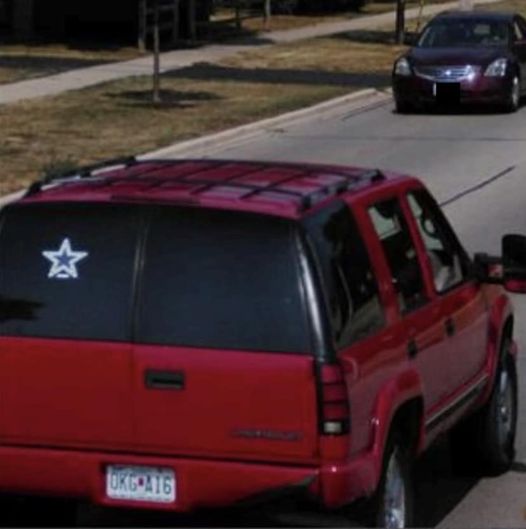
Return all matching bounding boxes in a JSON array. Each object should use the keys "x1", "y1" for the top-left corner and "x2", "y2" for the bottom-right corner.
[{"x1": 145, "y1": 370, "x2": 185, "y2": 390}]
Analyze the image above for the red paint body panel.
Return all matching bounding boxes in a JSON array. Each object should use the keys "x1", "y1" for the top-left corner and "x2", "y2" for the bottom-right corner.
[{"x1": 0, "y1": 338, "x2": 134, "y2": 448}]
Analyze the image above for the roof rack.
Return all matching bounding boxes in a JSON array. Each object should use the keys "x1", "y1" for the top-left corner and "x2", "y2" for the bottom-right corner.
[
  {"x1": 25, "y1": 156, "x2": 138, "y2": 197},
  {"x1": 23, "y1": 158, "x2": 385, "y2": 212}
]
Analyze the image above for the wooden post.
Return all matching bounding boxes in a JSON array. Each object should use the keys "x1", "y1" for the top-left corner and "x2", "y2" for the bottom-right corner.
[
  {"x1": 172, "y1": 0, "x2": 180, "y2": 46},
  {"x1": 138, "y1": 0, "x2": 147, "y2": 51},
  {"x1": 153, "y1": 0, "x2": 161, "y2": 103}
]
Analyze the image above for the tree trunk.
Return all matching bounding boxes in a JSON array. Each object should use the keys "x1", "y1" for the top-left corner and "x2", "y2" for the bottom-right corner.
[
  {"x1": 153, "y1": 0, "x2": 161, "y2": 104},
  {"x1": 235, "y1": 0, "x2": 242, "y2": 31},
  {"x1": 395, "y1": 0, "x2": 405, "y2": 45},
  {"x1": 263, "y1": 0, "x2": 271, "y2": 30}
]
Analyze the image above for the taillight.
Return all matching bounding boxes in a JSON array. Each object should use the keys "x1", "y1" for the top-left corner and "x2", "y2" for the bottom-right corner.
[{"x1": 319, "y1": 363, "x2": 350, "y2": 435}]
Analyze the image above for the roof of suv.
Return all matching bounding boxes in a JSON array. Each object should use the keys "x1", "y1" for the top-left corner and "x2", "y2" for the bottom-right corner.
[{"x1": 20, "y1": 158, "x2": 411, "y2": 219}]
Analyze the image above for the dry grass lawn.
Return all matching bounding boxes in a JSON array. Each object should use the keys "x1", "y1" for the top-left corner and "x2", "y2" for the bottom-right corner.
[{"x1": 475, "y1": 0, "x2": 526, "y2": 16}]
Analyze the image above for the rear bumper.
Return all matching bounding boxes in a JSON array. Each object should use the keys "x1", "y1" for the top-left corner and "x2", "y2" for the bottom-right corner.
[
  {"x1": 0, "y1": 445, "x2": 377, "y2": 511},
  {"x1": 392, "y1": 75, "x2": 510, "y2": 106}
]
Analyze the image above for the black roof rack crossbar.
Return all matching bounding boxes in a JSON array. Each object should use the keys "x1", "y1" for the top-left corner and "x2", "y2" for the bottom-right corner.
[{"x1": 181, "y1": 178, "x2": 309, "y2": 206}]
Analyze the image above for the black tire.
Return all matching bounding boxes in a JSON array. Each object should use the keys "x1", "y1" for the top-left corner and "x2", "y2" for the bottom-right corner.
[
  {"x1": 450, "y1": 338, "x2": 517, "y2": 476},
  {"x1": 503, "y1": 74, "x2": 521, "y2": 113},
  {"x1": 369, "y1": 433, "x2": 414, "y2": 528}
]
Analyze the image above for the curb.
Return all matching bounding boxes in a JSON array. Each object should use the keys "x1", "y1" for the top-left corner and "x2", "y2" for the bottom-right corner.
[{"x1": 142, "y1": 88, "x2": 391, "y2": 158}]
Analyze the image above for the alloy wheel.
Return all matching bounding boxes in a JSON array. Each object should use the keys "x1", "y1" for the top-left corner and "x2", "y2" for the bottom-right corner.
[{"x1": 382, "y1": 449, "x2": 407, "y2": 529}]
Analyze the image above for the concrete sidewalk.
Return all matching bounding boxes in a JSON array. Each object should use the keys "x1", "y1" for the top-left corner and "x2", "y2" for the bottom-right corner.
[{"x1": 0, "y1": 0, "x2": 499, "y2": 105}]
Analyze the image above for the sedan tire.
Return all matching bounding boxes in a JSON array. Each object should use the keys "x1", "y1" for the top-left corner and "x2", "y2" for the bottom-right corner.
[{"x1": 503, "y1": 74, "x2": 521, "y2": 113}]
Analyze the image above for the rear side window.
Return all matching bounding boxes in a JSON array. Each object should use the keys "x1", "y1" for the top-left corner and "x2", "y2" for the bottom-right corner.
[
  {"x1": 136, "y1": 208, "x2": 311, "y2": 354},
  {"x1": 303, "y1": 202, "x2": 384, "y2": 349},
  {"x1": 0, "y1": 204, "x2": 141, "y2": 341}
]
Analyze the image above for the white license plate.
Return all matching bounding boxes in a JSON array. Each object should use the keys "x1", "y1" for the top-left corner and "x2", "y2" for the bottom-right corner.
[{"x1": 106, "y1": 465, "x2": 176, "y2": 503}]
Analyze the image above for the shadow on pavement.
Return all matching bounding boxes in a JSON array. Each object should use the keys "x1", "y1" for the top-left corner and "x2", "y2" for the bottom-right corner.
[
  {"x1": 412, "y1": 438, "x2": 479, "y2": 527},
  {"x1": 106, "y1": 89, "x2": 222, "y2": 109},
  {"x1": 167, "y1": 62, "x2": 391, "y2": 89},
  {"x1": 331, "y1": 28, "x2": 398, "y2": 45}
]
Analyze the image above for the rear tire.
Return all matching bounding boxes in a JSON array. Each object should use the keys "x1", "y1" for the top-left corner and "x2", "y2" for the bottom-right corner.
[
  {"x1": 370, "y1": 434, "x2": 414, "y2": 528},
  {"x1": 450, "y1": 338, "x2": 517, "y2": 475}
]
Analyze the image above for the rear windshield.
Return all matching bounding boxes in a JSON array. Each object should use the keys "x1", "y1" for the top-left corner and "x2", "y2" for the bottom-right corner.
[
  {"x1": 0, "y1": 203, "x2": 140, "y2": 341},
  {"x1": 136, "y1": 207, "x2": 312, "y2": 354},
  {"x1": 0, "y1": 203, "x2": 312, "y2": 353}
]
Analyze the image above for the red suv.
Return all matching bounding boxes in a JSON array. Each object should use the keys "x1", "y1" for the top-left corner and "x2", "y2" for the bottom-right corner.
[{"x1": 0, "y1": 158, "x2": 523, "y2": 528}]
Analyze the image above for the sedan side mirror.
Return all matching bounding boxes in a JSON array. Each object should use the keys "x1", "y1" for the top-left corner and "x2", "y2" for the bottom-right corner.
[{"x1": 503, "y1": 234, "x2": 526, "y2": 293}]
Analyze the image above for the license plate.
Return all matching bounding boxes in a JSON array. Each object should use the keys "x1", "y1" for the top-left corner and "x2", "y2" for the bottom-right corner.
[
  {"x1": 106, "y1": 465, "x2": 176, "y2": 503},
  {"x1": 433, "y1": 82, "x2": 460, "y2": 102}
]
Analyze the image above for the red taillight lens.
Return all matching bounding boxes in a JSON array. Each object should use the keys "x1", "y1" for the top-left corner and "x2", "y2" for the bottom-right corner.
[{"x1": 320, "y1": 364, "x2": 350, "y2": 435}]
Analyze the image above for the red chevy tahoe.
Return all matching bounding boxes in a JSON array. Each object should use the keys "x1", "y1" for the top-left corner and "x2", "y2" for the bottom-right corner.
[{"x1": 0, "y1": 158, "x2": 522, "y2": 528}]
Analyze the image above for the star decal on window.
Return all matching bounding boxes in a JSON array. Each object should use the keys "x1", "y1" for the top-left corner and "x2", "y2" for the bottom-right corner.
[{"x1": 42, "y1": 238, "x2": 89, "y2": 280}]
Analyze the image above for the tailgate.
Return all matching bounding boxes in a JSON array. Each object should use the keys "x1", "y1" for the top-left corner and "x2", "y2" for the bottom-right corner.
[{"x1": 133, "y1": 346, "x2": 319, "y2": 460}]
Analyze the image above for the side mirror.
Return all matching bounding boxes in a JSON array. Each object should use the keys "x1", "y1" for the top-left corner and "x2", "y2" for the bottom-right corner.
[
  {"x1": 473, "y1": 252, "x2": 502, "y2": 284},
  {"x1": 503, "y1": 234, "x2": 526, "y2": 293},
  {"x1": 403, "y1": 32, "x2": 417, "y2": 46}
]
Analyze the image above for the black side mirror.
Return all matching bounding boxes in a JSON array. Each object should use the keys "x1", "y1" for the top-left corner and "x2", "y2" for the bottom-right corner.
[{"x1": 503, "y1": 234, "x2": 526, "y2": 293}]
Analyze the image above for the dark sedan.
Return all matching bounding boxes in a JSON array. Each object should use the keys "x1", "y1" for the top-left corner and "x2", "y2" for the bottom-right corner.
[{"x1": 392, "y1": 11, "x2": 526, "y2": 113}]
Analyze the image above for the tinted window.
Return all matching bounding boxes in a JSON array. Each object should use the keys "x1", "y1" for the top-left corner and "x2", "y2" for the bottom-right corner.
[
  {"x1": 369, "y1": 199, "x2": 427, "y2": 313},
  {"x1": 137, "y1": 208, "x2": 311, "y2": 354},
  {"x1": 407, "y1": 191, "x2": 470, "y2": 293},
  {"x1": 303, "y1": 203, "x2": 384, "y2": 349},
  {"x1": 0, "y1": 204, "x2": 141, "y2": 341}
]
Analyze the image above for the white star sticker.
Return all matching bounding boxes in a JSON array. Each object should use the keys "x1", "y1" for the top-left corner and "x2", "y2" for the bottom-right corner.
[{"x1": 42, "y1": 238, "x2": 89, "y2": 280}]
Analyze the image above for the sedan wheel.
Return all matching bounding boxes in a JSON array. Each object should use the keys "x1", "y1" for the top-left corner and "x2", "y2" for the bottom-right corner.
[{"x1": 505, "y1": 75, "x2": 521, "y2": 113}]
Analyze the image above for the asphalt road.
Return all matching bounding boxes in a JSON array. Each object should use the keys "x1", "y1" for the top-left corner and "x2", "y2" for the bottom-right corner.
[{"x1": 158, "y1": 95, "x2": 526, "y2": 528}]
